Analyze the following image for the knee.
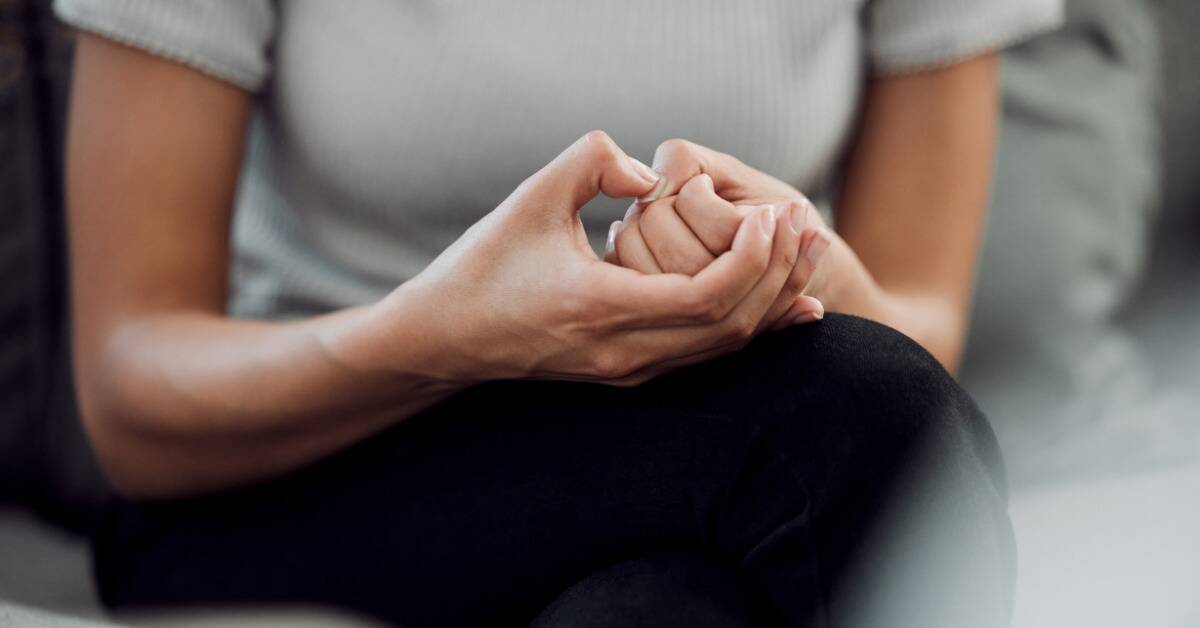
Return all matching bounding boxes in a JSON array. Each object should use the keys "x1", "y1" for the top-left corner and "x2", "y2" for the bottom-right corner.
[
  {"x1": 653, "y1": 314, "x2": 1005, "y2": 493},
  {"x1": 806, "y1": 314, "x2": 983, "y2": 439},
  {"x1": 706, "y1": 314, "x2": 1004, "y2": 490},
  {"x1": 697, "y1": 317, "x2": 1014, "y2": 623},
  {"x1": 830, "y1": 316, "x2": 996, "y2": 459},
  {"x1": 718, "y1": 314, "x2": 972, "y2": 418},
  {"x1": 773, "y1": 314, "x2": 953, "y2": 394}
]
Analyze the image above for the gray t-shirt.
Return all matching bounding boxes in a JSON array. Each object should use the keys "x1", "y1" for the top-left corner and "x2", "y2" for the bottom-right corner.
[{"x1": 55, "y1": 0, "x2": 1060, "y2": 320}]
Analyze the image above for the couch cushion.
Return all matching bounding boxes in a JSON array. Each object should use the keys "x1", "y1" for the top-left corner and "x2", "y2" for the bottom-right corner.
[
  {"x1": 0, "y1": 0, "x2": 108, "y2": 524},
  {"x1": 961, "y1": 0, "x2": 1164, "y2": 486}
]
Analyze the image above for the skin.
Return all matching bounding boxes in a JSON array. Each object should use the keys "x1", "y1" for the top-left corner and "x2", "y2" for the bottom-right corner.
[
  {"x1": 68, "y1": 33, "x2": 997, "y2": 499},
  {"x1": 613, "y1": 54, "x2": 1000, "y2": 373},
  {"x1": 607, "y1": 174, "x2": 827, "y2": 330},
  {"x1": 68, "y1": 34, "x2": 811, "y2": 499}
]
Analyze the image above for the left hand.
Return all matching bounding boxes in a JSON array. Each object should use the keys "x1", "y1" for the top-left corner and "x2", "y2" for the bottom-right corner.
[{"x1": 607, "y1": 139, "x2": 836, "y2": 330}]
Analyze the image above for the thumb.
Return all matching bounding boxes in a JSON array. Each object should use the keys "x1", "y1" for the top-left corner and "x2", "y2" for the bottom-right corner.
[
  {"x1": 769, "y1": 295, "x2": 825, "y2": 331},
  {"x1": 522, "y1": 131, "x2": 661, "y2": 216}
]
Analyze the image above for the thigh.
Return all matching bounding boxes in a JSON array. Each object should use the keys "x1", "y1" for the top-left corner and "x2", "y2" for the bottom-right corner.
[
  {"x1": 93, "y1": 315, "x2": 1011, "y2": 627},
  {"x1": 93, "y1": 372, "x2": 766, "y2": 626},
  {"x1": 651, "y1": 315, "x2": 1012, "y2": 626}
]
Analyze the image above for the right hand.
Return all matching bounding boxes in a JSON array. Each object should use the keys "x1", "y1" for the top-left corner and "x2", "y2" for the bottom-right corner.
[
  {"x1": 606, "y1": 138, "x2": 838, "y2": 331},
  {"x1": 378, "y1": 131, "x2": 806, "y2": 387},
  {"x1": 606, "y1": 173, "x2": 829, "y2": 331}
]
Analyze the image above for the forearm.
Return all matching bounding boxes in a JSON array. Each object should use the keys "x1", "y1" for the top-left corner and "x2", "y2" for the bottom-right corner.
[
  {"x1": 82, "y1": 287, "x2": 464, "y2": 499},
  {"x1": 813, "y1": 235, "x2": 966, "y2": 372},
  {"x1": 824, "y1": 55, "x2": 997, "y2": 373}
]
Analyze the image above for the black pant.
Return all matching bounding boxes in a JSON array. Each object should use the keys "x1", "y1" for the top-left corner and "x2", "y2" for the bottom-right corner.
[{"x1": 93, "y1": 315, "x2": 1014, "y2": 628}]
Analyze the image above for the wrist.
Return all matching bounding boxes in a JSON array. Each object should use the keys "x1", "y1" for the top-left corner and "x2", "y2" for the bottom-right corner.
[
  {"x1": 323, "y1": 282, "x2": 473, "y2": 394},
  {"x1": 371, "y1": 274, "x2": 539, "y2": 386},
  {"x1": 812, "y1": 240, "x2": 965, "y2": 371},
  {"x1": 812, "y1": 232, "x2": 884, "y2": 318}
]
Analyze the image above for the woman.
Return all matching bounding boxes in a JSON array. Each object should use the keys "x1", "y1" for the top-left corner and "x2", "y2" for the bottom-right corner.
[{"x1": 58, "y1": 0, "x2": 1059, "y2": 626}]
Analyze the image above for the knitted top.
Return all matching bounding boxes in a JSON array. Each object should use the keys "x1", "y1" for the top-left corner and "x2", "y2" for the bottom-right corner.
[{"x1": 55, "y1": 0, "x2": 1061, "y2": 319}]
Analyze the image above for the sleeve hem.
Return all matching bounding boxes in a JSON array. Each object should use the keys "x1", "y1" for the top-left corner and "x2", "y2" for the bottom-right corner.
[
  {"x1": 55, "y1": 2, "x2": 264, "y2": 91},
  {"x1": 870, "y1": 5, "x2": 1064, "y2": 77}
]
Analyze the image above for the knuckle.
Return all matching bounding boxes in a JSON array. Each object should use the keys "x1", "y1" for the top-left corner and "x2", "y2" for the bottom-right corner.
[
  {"x1": 732, "y1": 312, "x2": 757, "y2": 338},
  {"x1": 646, "y1": 196, "x2": 676, "y2": 213},
  {"x1": 638, "y1": 199, "x2": 677, "y2": 233},
  {"x1": 656, "y1": 138, "x2": 697, "y2": 161},
  {"x1": 725, "y1": 312, "x2": 758, "y2": 340},
  {"x1": 583, "y1": 129, "x2": 613, "y2": 146},
  {"x1": 780, "y1": 238, "x2": 800, "y2": 270},
  {"x1": 788, "y1": 254, "x2": 812, "y2": 290},
  {"x1": 590, "y1": 349, "x2": 636, "y2": 380},
  {"x1": 639, "y1": 199, "x2": 665, "y2": 223},
  {"x1": 754, "y1": 242, "x2": 773, "y2": 270},
  {"x1": 691, "y1": 294, "x2": 725, "y2": 324},
  {"x1": 676, "y1": 177, "x2": 708, "y2": 204},
  {"x1": 773, "y1": 242, "x2": 799, "y2": 273},
  {"x1": 785, "y1": 270, "x2": 808, "y2": 298},
  {"x1": 718, "y1": 215, "x2": 743, "y2": 243},
  {"x1": 581, "y1": 130, "x2": 619, "y2": 164},
  {"x1": 614, "y1": 220, "x2": 643, "y2": 255},
  {"x1": 679, "y1": 256, "x2": 709, "y2": 277}
]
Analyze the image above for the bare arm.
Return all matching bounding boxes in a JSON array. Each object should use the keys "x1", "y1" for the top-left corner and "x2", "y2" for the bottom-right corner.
[
  {"x1": 833, "y1": 54, "x2": 999, "y2": 373},
  {"x1": 67, "y1": 34, "x2": 463, "y2": 499},
  {"x1": 616, "y1": 54, "x2": 1000, "y2": 373},
  {"x1": 68, "y1": 34, "x2": 807, "y2": 500}
]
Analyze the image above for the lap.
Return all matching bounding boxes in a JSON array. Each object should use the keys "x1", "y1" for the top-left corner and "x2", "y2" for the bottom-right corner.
[{"x1": 93, "y1": 315, "x2": 1008, "y2": 627}]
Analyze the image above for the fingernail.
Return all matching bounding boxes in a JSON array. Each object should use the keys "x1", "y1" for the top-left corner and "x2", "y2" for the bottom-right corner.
[
  {"x1": 804, "y1": 231, "x2": 830, "y2": 265},
  {"x1": 606, "y1": 220, "x2": 622, "y2": 256},
  {"x1": 759, "y1": 205, "x2": 777, "y2": 238},
  {"x1": 792, "y1": 310, "x2": 824, "y2": 325},
  {"x1": 789, "y1": 202, "x2": 808, "y2": 234},
  {"x1": 637, "y1": 170, "x2": 669, "y2": 204},
  {"x1": 629, "y1": 157, "x2": 660, "y2": 186},
  {"x1": 623, "y1": 203, "x2": 640, "y2": 223}
]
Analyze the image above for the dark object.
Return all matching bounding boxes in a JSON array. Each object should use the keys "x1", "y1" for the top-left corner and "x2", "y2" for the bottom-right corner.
[
  {"x1": 530, "y1": 554, "x2": 777, "y2": 628},
  {"x1": 0, "y1": 0, "x2": 108, "y2": 526},
  {"x1": 93, "y1": 316, "x2": 1013, "y2": 628}
]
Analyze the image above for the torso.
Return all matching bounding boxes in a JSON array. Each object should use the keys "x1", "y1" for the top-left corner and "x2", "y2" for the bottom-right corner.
[{"x1": 229, "y1": 0, "x2": 867, "y2": 318}]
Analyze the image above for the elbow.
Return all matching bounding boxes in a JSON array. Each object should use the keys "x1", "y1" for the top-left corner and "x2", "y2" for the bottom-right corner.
[
  {"x1": 76, "y1": 357, "x2": 266, "y2": 502},
  {"x1": 74, "y1": 309, "x2": 240, "y2": 499},
  {"x1": 74, "y1": 355, "x2": 201, "y2": 501},
  {"x1": 81, "y1": 420, "x2": 205, "y2": 502},
  {"x1": 75, "y1": 377, "x2": 169, "y2": 501},
  {"x1": 90, "y1": 443, "x2": 171, "y2": 502}
]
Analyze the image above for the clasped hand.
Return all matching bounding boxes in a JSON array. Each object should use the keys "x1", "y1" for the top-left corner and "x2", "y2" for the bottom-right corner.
[{"x1": 396, "y1": 132, "x2": 832, "y2": 387}]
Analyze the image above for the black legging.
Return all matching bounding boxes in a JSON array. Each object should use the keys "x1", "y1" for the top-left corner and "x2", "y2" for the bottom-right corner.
[{"x1": 92, "y1": 315, "x2": 1013, "y2": 628}]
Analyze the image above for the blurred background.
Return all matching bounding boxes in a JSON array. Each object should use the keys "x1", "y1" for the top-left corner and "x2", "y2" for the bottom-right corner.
[{"x1": 0, "y1": 0, "x2": 1196, "y2": 626}]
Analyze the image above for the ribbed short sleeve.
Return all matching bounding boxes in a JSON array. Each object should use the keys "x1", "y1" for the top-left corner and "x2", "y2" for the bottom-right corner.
[
  {"x1": 865, "y1": 0, "x2": 1064, "y2": 75},
  {"x1": 53, "y1": 0, "x2": 275, "y2": 91}
]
